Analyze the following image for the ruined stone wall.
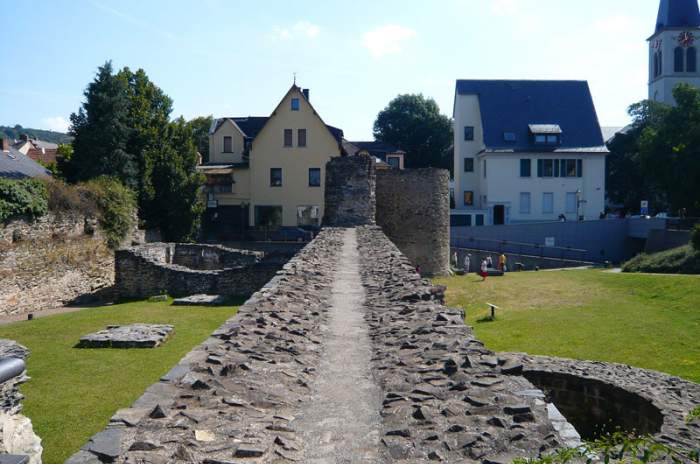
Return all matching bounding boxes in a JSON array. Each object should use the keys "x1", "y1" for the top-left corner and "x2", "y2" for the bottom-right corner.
[
  {"x1": 323, "y1": 154, "x2": 376, "y2": 226},
  {"x1": 0, "y1": 212, "x2": 91, "y2": 245},
  {"x1": 375, "y1": 168, "x2": 450, "y2": 276},
  {"x1": 114, "y1": 243, "x2": 277, "y2": 299}
]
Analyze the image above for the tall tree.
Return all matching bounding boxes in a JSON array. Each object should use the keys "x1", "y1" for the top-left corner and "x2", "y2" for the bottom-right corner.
[
  {"x1": 188, "y1": 116, "x2": 213, "y2": 163},
  {"x1": 69, "y1": 62, "x2": 137, "y2": 186},
  {"x1": 142, "y1": 118, "x2": 205, "y2": 241},
  {"x1": 373, "y1": 94, "x2": 453, "y2": 171}
]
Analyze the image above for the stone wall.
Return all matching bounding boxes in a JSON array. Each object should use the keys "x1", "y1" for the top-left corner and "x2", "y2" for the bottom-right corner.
[
  {"x1": 114, "y1": 243, "x2": 279, "y2": 299},
  {"x1": 376, "y1": 168, "x2": 450, "y2": 276},
  {"x1": 0, "y1": 340, "x2": 42, "y2": 464},
  {"x1": 0, "y1": 213, "x2": 114, "y2": 317},
  {"x1": 323, "y1": 154, "x2": 376, "y2": 226}
]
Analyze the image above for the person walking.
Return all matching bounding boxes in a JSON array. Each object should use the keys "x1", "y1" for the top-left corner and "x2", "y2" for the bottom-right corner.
[
  {"x1": 498, "y1": 253, "x2": 507, "y2": 273},
  {"x1": 463, "y1": 254, "x2": 471, "y2": 275},
  {"x1": 486, "y1": 256, "x2": 493, "y2": 269},
  {"x1": 453, "y1": 252, "x2": 459, "y2": 268},
  {"x1": 480, "y1": 258, "x2": 488, "y2": 281}
]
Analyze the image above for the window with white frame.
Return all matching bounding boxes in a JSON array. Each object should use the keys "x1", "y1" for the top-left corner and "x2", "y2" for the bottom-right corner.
[{"x1": 223, "y1": 136, "x2": 233, "y2": 153}]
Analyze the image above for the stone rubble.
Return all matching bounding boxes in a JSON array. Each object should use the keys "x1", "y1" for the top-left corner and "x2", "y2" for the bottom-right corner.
[{"x1": 78, "y1": 325, "x2": 175, "y2": 349}]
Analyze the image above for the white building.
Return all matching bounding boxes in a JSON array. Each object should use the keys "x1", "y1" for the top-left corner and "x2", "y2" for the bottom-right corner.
[
  {"x1": 649, "y1": 0, "x2": 700, "y2": 104},
  {"x1": 452, "y1": 80, "x2": 608, "y2": 226}
]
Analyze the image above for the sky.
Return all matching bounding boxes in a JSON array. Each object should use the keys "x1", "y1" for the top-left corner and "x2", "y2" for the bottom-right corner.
[{"x1": 0, "y1": 0, "x2": 662, "y2": 140}]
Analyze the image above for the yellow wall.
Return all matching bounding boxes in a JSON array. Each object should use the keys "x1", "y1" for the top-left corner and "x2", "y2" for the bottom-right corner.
[
  {"x1": 248, "y1": 87, "x2": 341, "y2": 226},
  {"x1": 213, "y1": 168, "x2": 251, "y2": 205},
  {"x1": 209, "y1": 119, "x2": 246, "y2": 164}
]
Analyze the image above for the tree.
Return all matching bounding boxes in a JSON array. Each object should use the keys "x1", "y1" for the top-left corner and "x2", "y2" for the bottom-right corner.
[
  {"x1": 188, "y1": 116, "x2": 213, "y2": 163},
  {"x1": 141, "y1": 118, "x2": 205, "y2": 242},
  {"x1": 636, "y1": 84, "x2": 700, "y2": 215},
  {"x1": 373, "y1": 94, "x2": 453, "y2": 171},
  {"x1": 69, "y1": 62, "x2": 137, "y2": 187}
]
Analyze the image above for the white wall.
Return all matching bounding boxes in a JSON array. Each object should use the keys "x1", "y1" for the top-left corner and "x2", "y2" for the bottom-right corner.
[
  {"x1": 453, "y1": 94, "x2": 485, "y2": 210},
  {"x1": 649, "y1": 29, "x2": 700, "y2": 104}
]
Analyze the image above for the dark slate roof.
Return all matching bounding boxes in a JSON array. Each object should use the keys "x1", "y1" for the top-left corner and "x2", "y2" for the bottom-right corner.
[
  {"x1": 211, "y1": 117, "x2": 343, "y2": 144},
  {"x1": 455, "y1": 80, "x2": 606, "y2": 153},
  {"x1": 0, "y1": 147, "x2": 51, "y2": 179},
  {"x1": 655, "y1": 0, "x2": 700, "y2": 32},
  {"x1": 345, "y1": 140, "x2": 404, "y2": 161}
]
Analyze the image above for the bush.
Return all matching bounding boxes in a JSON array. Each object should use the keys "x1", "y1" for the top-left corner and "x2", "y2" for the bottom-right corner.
[
  {"x1": 0, "y1": 178, "x2": 48, "y2": 222},
  {"x1": 692, "y1": 224, "x2": 700, "y2": 252},
  {"x1": 622, "y1": 245, "x2": 700, "y2": 274},
  {"x1": 82, "y1": 177, "x2": 136, "y2": 249},
  {"x1": 44, "y1": 179, "x2": 97, "y2": 216}
]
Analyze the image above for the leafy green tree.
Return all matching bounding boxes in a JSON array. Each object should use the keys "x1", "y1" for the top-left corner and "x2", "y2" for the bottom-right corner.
[
  {"x1": 69, "y1": 62, "x2": 137, "y2": 187},
  {"x1": 692, "y1": 224, "x2": 700, "y2": 252},
  {"x1": 142, "y1": 118, "x2": 205, "y2": 241},
  {"x1": 373, "y1": 94, "x2": 453, "y2": 171},
  {"x1": 636, "y1": 84, "x2": 700, "y2": 215},
  {"x1": 188, "y1": 116, "x2": 213, "y2": 163}
]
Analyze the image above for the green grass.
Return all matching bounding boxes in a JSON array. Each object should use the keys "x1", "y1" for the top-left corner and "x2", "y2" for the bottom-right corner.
[
  {"x1": 0, "y1": 299, "x2": 240, "y2": 464},
  {"x1": 622, "y1": 244, "x2": 700, "y2": 274},
  {"x1": 435, "y1": 269, "x2": 700, "y2": 384}
]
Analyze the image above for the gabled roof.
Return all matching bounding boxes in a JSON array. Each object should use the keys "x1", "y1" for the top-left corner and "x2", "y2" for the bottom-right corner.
[
  {"x1": 655, "y1": 0, "x2": 700, "y2": 33},
  {"x1": 344, "y1": 140, "x2": 405, "y2": 161},
  {"x1": 455, "y1": 80, "x2": 606, "y2": 153},
  {"x1": 0, "y1": 147, "x2": 52, "y2": 179}
]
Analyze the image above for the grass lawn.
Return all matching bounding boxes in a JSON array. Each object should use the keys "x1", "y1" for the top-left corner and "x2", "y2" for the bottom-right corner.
[
  {"x1": 0, "y1": 300, "x2": 240, "y2": 464},
  {"x1": 435, "y1": 269, "x2": 700, "y2": 384}
]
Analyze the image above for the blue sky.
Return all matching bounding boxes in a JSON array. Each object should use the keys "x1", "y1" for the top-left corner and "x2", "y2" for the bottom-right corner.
[{"x1": 0, "y1": 0, "x2": 660, "y2": 139}]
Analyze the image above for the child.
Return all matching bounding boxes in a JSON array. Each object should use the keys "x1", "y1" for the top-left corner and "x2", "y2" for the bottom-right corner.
[{"x1": 480, "y1": 258, "x2": 488, "y2": 281}]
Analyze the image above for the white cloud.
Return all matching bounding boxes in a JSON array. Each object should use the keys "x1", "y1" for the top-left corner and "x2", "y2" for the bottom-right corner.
[
  {"x1": 41, "y1": 116, "x2": 70, "y2": 133},
  {"x1": 272, "y1": 20, "x2": 320, "y2": 41},
  {"x1": 362, "y1": 25, "x2": 416, "y2": 59}
]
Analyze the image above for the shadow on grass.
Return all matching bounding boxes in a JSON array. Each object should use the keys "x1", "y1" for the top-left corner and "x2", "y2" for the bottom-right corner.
[{"x1": 476, "y1": 315, "x2": 497, "y2": 324}]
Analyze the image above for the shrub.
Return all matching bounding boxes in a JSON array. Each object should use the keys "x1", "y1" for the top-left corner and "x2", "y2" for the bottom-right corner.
[
  {"x1": 82, "y1": 177, "x2": 136, "y2": 249},
  {"x1": 692, "y1": 224, "x2": 700, "y2": 252},
  {"x1": 43, "y1": 179, "x2": 96, "y2": 217},
  {"x1": 0, "y1": 178, "x2": 48, "y2": 223},
  {"x1": 622, "y1": 245, "x2": 700, "y2": 274}
]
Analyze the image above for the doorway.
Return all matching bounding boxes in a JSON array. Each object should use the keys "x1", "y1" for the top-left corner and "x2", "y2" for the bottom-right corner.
[{"x1": 493, "y1": 205, "x2": 506, "y2": 225}]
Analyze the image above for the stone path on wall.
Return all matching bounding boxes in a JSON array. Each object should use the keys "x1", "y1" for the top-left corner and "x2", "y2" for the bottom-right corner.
[{"x1": 297, "y1": 228, "x2": 384, "y2": 463}]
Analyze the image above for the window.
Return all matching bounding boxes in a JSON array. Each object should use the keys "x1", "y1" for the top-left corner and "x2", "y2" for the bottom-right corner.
[
  {"x1": 387, "y1": 156, "x2": 400, "y2": 169},
  {"x1": 270, "y1": 168, "x2": 282, "y2": 187},
  {"x1": 298, "y1": 129, "x2": 307, "y2": 147},
  {"x1": 688, "y1": 47, "x2": 697, "y2": 72},
  {"x1": 566, "y1": 159, "x2": 577, "y2": 177},
  {"x1": 464, "y1": 126, "x2": 474, "y2": 141},
  {"x1": 543, "y1": 159, "x2": 554, "y2": 177},
  {"x1": 308, "y1": 168, "x2": 321, "y2": 187},
  {"x1": 566, "y1": 192, "x2": 577, "y2": 214},
  {"x1": 255, "y1": 206, "x2": 283, "y2": 229},
  {"x1": 546, "y1": 135, "x2": 559, "y2": 144},
  {"x1": 658, "y1": 51, "x2": 663, "y2": 76},
  {"x1": 450, "y1": 214, "x2": 472, "y2": 227},
  {"x1": 483, "y1": 160, "x2": 487, "y2": 178},
  {"x1": 519, "y1": 192, "x2": 531, "y2": 214},
  {"x1": 463, "y1": 191, "x2": 474, "y2": 206},
  {"x1": 475, "y1": 214, "x2": 485, "y2": 226},
  {"x1": 297, "y1": 206, "x2": 320, "y2": 227},
  {"x1": 577, "y1": 159, "x2": 583, "y2": 177},
  {"x1": 223, "y1": 136, "x2": 233, "y2": 153},
  {"x1": 654, "y1": 52, "x2": 660, "y2": 78},
  {"x1": 675, "y1": 47, "x2": 685, "y2": 72},
  {"x1": 542, "y1": 192, "x2": 554, "y2": 214},
  {"x1": 535, "y1": 134, "x2": 547, "y2": 144},
  {"x1": 504, "y1": 132, "x2": 517, "y2": 142},
  {"x1": 284, "y1": 129, "x2": 293, "y2": 147},
  {"x1": 520, "y1": 159, "x2": 531, "y2": 177},
  {"x1": 464, "y1": 157, "x2": 474, "y2": 172},
  {"x1": 291, "y1": 98, "x2": 300, "y2": 111}
]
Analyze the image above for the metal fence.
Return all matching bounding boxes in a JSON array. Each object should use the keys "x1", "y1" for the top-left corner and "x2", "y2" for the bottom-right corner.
[{"x1": 451, "y1": 235, "x2": 589, "y2": 262}]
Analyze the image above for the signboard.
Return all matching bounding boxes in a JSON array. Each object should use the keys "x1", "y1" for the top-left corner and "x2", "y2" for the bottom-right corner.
[
  {"x1": 545, "y1": 237, "x2": 556, "y2": 247},
  {"x1": 641, "y1": 200, "x2": 649, "y2": 216}
]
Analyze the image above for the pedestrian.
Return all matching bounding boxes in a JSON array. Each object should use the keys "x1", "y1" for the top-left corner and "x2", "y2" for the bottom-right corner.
[
  {"x1": 499, "y1": 253, "x2": 507, "y2": 272},
  {"x1": 463, "y1": 254, "x2": 471, "y2": 275},
  {"x1": 480, "y1": 258, "x2": 488, "y2": 281},
  {"x1": 486, "y1": 256, "x2": 493, "y2": 268},
  {"x1": 453, "y1": 251, "x2": 459, "y2": 267}
]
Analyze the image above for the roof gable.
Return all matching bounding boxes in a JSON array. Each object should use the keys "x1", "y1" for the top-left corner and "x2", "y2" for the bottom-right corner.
[{"x1": 455, "y1": 80, "x2": 605, "y2": 152}]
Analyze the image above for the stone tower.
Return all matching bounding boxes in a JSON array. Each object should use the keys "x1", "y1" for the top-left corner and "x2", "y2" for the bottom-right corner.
[{"x1": 649, "y1": 0, "x2": 700, "y2": 104}]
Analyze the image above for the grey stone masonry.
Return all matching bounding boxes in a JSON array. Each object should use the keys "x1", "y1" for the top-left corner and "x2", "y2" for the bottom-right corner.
[
  {"x1": 504, "y1": 353, "x2": 700, "y2": 453},
  {"x1": 0, "y1": 340, "x2": 29, "y2": 415},
  {"x1": 323, "y1": 154, "x2": 376, "y2": 226},
  {"x1": 114, "y1": 243, "x2": 279, "y2": 300},
  {"x1": 376, "y1": 168, "x2": 451, "y2": 277},
  {"x1": 78, "y1": 325, "x2": 175, "y2": 349}
]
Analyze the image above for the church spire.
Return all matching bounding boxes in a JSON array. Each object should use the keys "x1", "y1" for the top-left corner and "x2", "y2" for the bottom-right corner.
[{"x1": 655, "y1": 0, "x2": 700, "y2": 33}]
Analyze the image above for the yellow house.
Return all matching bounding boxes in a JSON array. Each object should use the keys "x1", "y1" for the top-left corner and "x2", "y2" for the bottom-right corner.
[{"x1": 199, "y1": 85, "x2": 345, "y2": 235}]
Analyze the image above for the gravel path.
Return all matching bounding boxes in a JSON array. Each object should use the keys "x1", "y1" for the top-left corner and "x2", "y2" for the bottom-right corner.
[{"x1": 298, "y1": 228, "x2": 384, "y2": 463}]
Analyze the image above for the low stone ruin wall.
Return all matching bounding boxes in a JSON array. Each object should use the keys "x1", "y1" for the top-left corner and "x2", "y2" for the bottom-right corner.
[
  {"x1": 376, "y1": 168, "x2": 450, "y2": 277},
  {"x1": 508, "y1": 353, "x2": 700, "y2": 451},
  {"x1": 114, "y1": 243, "x2": 278, "y2": 299},
  {"x1": 0, "y1": 212, "x2": 92, "y2": 245},
  {"x1": 0, "y1": 340, "x2": 42, "y2": 464}
]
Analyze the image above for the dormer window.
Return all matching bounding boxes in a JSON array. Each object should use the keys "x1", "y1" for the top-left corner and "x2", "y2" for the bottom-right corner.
[{"x1": 529, "y1": 124, "x2": 562, "y2": 146}]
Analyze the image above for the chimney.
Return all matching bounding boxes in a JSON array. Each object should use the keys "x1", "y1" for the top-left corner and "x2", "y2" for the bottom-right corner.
[
  {"x1": 302, "y1": 88, "x2": 310, "y2": 101},
  {"x1": 1, "y1": 138, "x2": 9, "y2": 152}
]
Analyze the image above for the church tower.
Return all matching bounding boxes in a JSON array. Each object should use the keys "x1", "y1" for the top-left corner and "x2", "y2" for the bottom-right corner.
[{"x1": 649, "y1": 0, "x2": 700, "y2": 104}]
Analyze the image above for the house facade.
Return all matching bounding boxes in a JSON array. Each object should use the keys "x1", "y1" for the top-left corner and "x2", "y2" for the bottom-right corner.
[
  {"x1": 200, "y1": 85, "x2": 344, "y2": 235},
  {"x1": 452, "y1": 80, "x2": 607, "y2": 226},
  {"x1": 342, "y1": 140, "x2": 405, "y2": 170},
  {"x1": 649, "y1": 0, "x2": 700, "y2": 104}
]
